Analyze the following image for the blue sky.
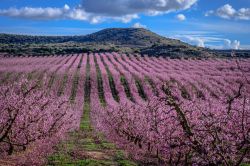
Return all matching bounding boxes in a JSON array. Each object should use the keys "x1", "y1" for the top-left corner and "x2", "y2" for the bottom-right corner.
[{"x1": 0, "y1": 0, "x2": 250, "y2": 49}]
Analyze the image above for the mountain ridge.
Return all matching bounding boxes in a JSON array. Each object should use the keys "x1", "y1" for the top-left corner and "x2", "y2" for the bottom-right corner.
[
  {"x1": 0, "y1": 28, "x2": 187, "y2": 46},
  {"x1": 0, "y1": 28, "x2": 248, "y2": 58}
]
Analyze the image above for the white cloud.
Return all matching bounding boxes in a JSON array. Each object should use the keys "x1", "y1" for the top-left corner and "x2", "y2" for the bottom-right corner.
[
  {"x1": 63, "y1": 4, "x2": 70, "y2": 11},
  {"x1": 0, "y1": 4, "x2": 87, "y2": 21},
  {"x1": 118, "y1": 14, "x2": 139, "y2": 23},
  {"x1": 224, "y1": 39, "x2": 232, "y2": 48},
  {"x1": 67, "y1": 8, "x2": 90, "y2": 21},
  {"x1": 0, "y1": 5, "x2": 100, "y2": 24},
  {"x1": 0, "y1": 7, "x2": 65, "y2": 20},
  {"x1": 176, "y1": 35, "x2": 205, "y2": 47},
  {"x1": 217, "y1": 4, "x2": 236, "y2": 19},
  {"x1": 0, "y1": 0, "x2": 197, "y2": 23},
  {"x1": 81, "y1": 0, "x2": 197, "y2": 16},
  {"x1": 172, "y1": 31, "x2": 241, "y2": 49},
  {"x1": 176, "y1": 14, "x2": 186, "y2": 21},
  {"x1": 132, "y1": 22, "x2": 147, "y2": 28},
  {"x1": 205, "y1": 4, "x2": 250, "y2": 20},
  {"x1": 224, "y1": 39, "x2": 240, "y2": 50},
  {"x1": 232, "y1": 40, "x2": 240, "y2": 50}
]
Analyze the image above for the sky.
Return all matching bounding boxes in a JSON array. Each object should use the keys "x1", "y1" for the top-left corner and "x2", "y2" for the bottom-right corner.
[{"x1": 0, "y1": 0, "x2": 250, "y2": 50}]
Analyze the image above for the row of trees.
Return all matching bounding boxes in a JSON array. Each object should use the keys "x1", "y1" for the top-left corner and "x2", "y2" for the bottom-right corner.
[
  {"x1": 92, "y1": 81, "x2": 249, "y2": 165},
  {"x1": 0, "y1": 77, "x2": 76, "y2": 165},
  {"x1": 90, "y1": 57, "x2": 250, "y2": 165}
]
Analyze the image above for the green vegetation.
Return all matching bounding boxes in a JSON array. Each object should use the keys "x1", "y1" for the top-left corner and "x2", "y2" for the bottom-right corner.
[
  {"x1": 27, "y1": 70, "x2": 37, "y2": 80},
  {"x1": 135, "y1": 77, "x2": 147, "y2": 101},
  {"x1": 49, "y1": 104, "x2": 137, "y2": 165},
  {"x1": 169, "y1": 78, "x2": 191, "y2": 100},
  {"x1": 48, "y1": 56, "x2": 71, "y2": 90},
  {"x1": 120, "y1": 54, "x2": 147, "y2": 101},
  {"x1": 36, "y1": 69, "x2": 48, "y2": 87},
  {"x1": 100, "y1": 56, "x2": 120, "y2": 102},
  {"x1": 57, "y1": 74, "x2": 68, "y2": 96},
  {"x1": 188, "y1": 82, "x2": 205, "y2": 100},
  {"x1": 70, "y1": 55, "x2": 83, "y2": 103},
  {"x1": 48, "y1": 114, "x2": 124, "y2": 165},
  {"x1": 93, "y1": 55, "x2": 106, "y2": 105},
  {"x1": 105, "y1": 55, "x2": 135, "y2": 102},
  {"x1": 47, "y1": 66, "x2": 60, "y2": 90},
  {"x1": 48, "y1": 56, "x2": 137, "y2": 165},
  {"x1": 0, "y1": 72, "x2": 12, "y2": 85},
  {"x1": 57, "y1": 55, "x2": 78, "y2": 96},
  {"x1": 120, "y1": 75, "x2": 134, "y2": 102},
  {"x1": 145, "y1": 76, "x2": 159, "y2": 97},
  {"x1": 84, "y1": 55, "x2": 91, "y2": 103}
]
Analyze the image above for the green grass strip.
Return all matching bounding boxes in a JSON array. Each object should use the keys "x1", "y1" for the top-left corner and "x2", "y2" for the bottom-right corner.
[
  {"x1": 145, "y1": 76, "x2": 159, "y2": 97},
  {"x1": 57, "y1": 55, "x2": 78, "y2": 96},
  {"x1": 69, "y1": 54, "x2": 83, "y2": 103},
  {"x1": 93, "y1": 55, "x2": 106, "y2": 106},
  {"x1": 100, "y1": 56, "x2": 120, "y2": 102},
  {"x1": 135, "y1": 77, "x2": 147, "y2": 101}
]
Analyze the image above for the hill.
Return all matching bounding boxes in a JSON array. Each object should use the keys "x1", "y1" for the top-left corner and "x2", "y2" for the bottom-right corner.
[
  {"x1": 75, "y1": 28, "x2": 183, "y2": 47},
  {"x1": 0, "y1": 28, "x2": 185, "y2": 46},
  {"x1": 0, "y1": 28, "x2": 247, "y2": 58}
]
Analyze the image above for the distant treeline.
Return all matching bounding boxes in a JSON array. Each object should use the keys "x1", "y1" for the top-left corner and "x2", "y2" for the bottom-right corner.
[
  {"x1": 0, "y1": 34, "x2": 81, "y2": 44},
  {"x1": 210, "y1": 50, "x2": 250, "y2": 58}
]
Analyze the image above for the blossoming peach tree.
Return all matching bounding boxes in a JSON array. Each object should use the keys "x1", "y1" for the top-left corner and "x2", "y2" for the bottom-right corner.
[{"x1": 0, "y1": 77, "x2": 75, "y2": 163}]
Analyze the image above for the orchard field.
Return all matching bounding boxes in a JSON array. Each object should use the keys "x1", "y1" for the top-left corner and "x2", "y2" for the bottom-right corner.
[{"x1": 0, "y1": 53, "x2": 250, "y2": 165}]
